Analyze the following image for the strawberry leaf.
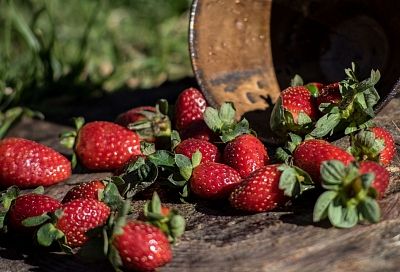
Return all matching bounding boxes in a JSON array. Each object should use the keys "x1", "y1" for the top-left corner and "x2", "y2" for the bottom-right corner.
[
  {"x1": 313, "y1": 190, "x2": 338, "y2": 222},
  {"x1": 32, "y1": 186, "x2": 45, "y2": 195},
  {"x1": 220, "y1": 118, "x2": 250, "y2": 143},
  {"x1": 328, "y1": 199, "x2": 358, "y2": 228},
  {"x1": 22, "y1": 213, "x2": 51, "y2": 227},
  {"x1": 360, "y1": 173, "x2": 375, "y2": 189},
  {"x1": 359, "y1": 196, "x2": 380, "y2": 223},
  {"x1": 219, "y1": 102, "x2": 236, "y2": 127},
  {"x1": 37, "y1": 223, "x2": 65, "y2": 247},
  {"x1": 270, "y1": 97, "x2": 286, "y2": 136},
  {"x1": 170, "y1": 130, "x2": 181, "y2": 150},
  {"x1": 305, "y1": 84, "x2": 319, "y2": 97},
  {"x1": 0, "y1": 186, "x2": 20, "y2": 210},
  {"x1": 191, "y1": 150, "x2": 202, "y2": 169},
  {"x1": 140, "y1": 142, "x2": 156, "y2": 155},
  {"x1": 320, "y1": 160, "x2": 346, "y2": 190},
  {"x1": 310, "y1": 112, "x2": 341, "y2": 138},
  {"x1": 175, "y1": 154, "x2": 193, "y2": 181},
  {"x1": 297, "y1": 112, "x2": 312, "y2": 126},
  {"x1": 148, "y1": 150, "x2": 175, "y2": 167},
  {"x1": 204, "y1": 107, "x2": 223, "y2": 132},
  {"x1": 290, "y1": 74, "x2": 304, "y2": 87},
  {"x1": 278, "y1": 165, "x2": 314, "y2": 197}
]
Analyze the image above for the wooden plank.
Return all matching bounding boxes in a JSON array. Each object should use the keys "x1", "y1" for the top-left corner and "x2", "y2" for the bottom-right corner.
[{"x1": 2, "y1": 99, "x2": 400, "y2": 271}]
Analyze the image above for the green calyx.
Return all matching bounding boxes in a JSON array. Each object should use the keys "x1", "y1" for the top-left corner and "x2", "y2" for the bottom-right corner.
[
  {"x1": 127, "y1": 99, "x2": 172, "y2": 142},
  {"x1": 313, "y1": 160, "x2": 380, "y2": 228},
  {"x1": 274, "y1": 133, "x2": 304, "y2": 163},
  {"x1": 278, "y1": 164, "x2": 314, "y2": 197},
  {"x1": 348, "y1": 128, "x2": 385, "y2": 163},
  {"x1": 204, "y1": 102, "x2": 251, "y2": 143},
  {"x1": 60, "y1": 117, "x2": 85, "y2": 168},
  {"x1": 270, "y1": 96, "x2": 314, "y2": 137},
  {"x1": 311, "y1": 63, "x2": 380, "y2": 138},
  {"x1": 143, "y1": 192, "x2": 185, "y2": 243}
]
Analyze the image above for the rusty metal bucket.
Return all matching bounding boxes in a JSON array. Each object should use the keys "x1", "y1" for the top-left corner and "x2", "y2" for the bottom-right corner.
[{"x1": 189, "y1": 0, "x2": 400, "y2": 120}]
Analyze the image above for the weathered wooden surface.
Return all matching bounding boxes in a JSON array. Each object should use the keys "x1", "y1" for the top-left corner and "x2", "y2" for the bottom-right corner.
[{"x1": 2, "y1": 99, "x2": 400, "y2": 272}]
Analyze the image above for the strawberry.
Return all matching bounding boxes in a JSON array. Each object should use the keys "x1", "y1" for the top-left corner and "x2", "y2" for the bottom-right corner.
[
  {"x1": 61, "y1": 119, "x2": 141, "y2": 171},
  {"x1": 349, "y1": 126, "x2": 396, "y2": 166},
  {"x1": 224, "y1": 134, "x2": 269, "y2": 178},
  {"x1": 115, "y1": 101, "x2": 172, "y2": 148},
  {"x1": 270, "y1": 86, "x2": 318, "y2": 135},
  {"x1": 203, "y1": 103, "x2": 269, "y2": 178},
  {"x1": 35, "y1": 198, "x2": 111, "y2": 248},
  {"x1": 359, "y1": 161, "x2": 389, "y2": 198},
  {"x1": 175, "y1": 138, "x2": 221, "y2": 164},
  {"x1": 56, "y1": 199, "x2": 110, "y2": 247},
  {"x1": 316, "y1": 82, "x2": 341, "y2": 108},
  {"x1": 0, "y1": 138, "x2": 71, "y2": 188},
  {"x1": 115, "y1": 106, "x2": 156, "y2": 127},
  {"x1": 111, "y1": 220, "x2": 172, "y2": 272},
  {"x1": 293, "y1": 139, "x2": 354, "y2": 183},
  {"x1": 313, "y1": 160, "x2": 388, "y2": 228},
  {"x1": 229, "y1": 164, "x2": 287, "y2": 213},
  {"x1": 62, "y1": 180, "x2": 106, "y2": 203},
  {"x1": 175, "y1": 87, "x2": 207, "y2": 132},
  {"x1": 7, "y1": 193, "x2": 61, "y2": 232},
  {"x1": 190, "y1": 162, "x2": 241, "y2": 199}
]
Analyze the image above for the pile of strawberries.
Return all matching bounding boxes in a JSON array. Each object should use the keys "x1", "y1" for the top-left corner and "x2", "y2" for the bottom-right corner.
[{"x1": 0, "y1": 63, "x2": 396, "y2": 270}]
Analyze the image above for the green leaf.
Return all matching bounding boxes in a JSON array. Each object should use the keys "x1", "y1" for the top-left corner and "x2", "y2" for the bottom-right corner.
[
  {"x1": 328, "y1": 198, "x2": 358, "y2": 228},
  {"x1": 140, "y1": 142, "x2": 156, "y2": 155},
  {"x1": 204, "y1": 107, "x2": 223, "y2": 132},
  {"x1": 278, "y1": 167, "x2": 299, "y2": 197},
  {"x1": 270, "y1": 97, "x2": 286, "y2": 136},
  {"x1": 170, "y1": 130, "x2": 181, "y2": 150},
  {"x1": 290, "y1": 74, "x2": 304, "y2": 87},
  {"x1": 22, "y1": 214, "x2": 51, "y2": 227},
  {"x1": 219, "y1": 102, "x2": 236, "y2": 126},
  {"x1": 310, "y1": 113, "x2": 341, "y2": 138},
  {"x1": 167, "y1": 174, "x2": 187, "y2": 187},
  {"x1": 0, "y1": 212, "x2": 6, "y2": 229},
  {"x1": 275, "y1": 147, "x2": 291, "y2": 163},
  {"x1": 156, "y1": 99, "x2": 169, "y2": 115},
  {"x1": 1, "y1": 186, "x2": 20, "y2": 210},
  {"x1": 148, "y1": 150, "x2": 175, "y2": 167},
  {"x1": 175, "y1": 154, "x2": 193, "y2": 181},
  {"x1": 220, "y1": 118, "x2": 250, "y2": 143},
  {"x1": 73, "y1": 117, "x2": 85, "y2": 131},
  {"x1": 359, "y1": 197, "x2": 380, "y2": 223},
  {"x1": 102, "y1": 182, "x2": 124, "y2": 211},
  {"x1": 191, "y1": 150, "x2": 202, "y2": 168},
  {"x1": 313, "y1": 191, "x2": 338, "y2": 222},
  {"x1": 306, "y1": 84, "x2": 319, "y2": 97},
  {"x1": 169, "y1": 214, "x2": 186, "y2": 242},
  {"x1": 360, "y1": 173, "x2": 375, "y2": 189},
  {"x1": 36, "y1": 223, "x2": 65, "y2": 247},
  {"x1": 32, "y1": 186, "x2": 45, "y2": 195},
  {"x1": 320, "y1": 160, "x2": 346, "y2": 188},
  {"x1": 297, "y1": 112, "x2": 312, "y2": 126}
]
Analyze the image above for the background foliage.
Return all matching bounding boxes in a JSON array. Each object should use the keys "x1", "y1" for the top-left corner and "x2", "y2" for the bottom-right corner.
[{"x1": 0, "y1": 0, "x2": 192, "y2": 110}]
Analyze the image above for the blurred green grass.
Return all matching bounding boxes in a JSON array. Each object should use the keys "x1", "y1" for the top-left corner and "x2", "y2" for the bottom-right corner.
[{"x1": 0, "y1": 0, "x2": 192, "y2": 108}]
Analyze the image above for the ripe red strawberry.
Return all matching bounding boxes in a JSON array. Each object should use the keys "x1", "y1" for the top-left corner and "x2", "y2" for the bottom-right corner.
[
  {"x1": 229, "y1": 164, "x2": 287, "y2": 212},
  {"x1": 270, "y1": 86, "x2": 318, "y2": 135},
  {"x1": 75, "y1": 121, "x2": 141, "y2": 171},
  {"x1": 8, "y1": 193, "x2": 61, "y2": 231},
  {"x1": 190, "y1": 162, "x2": 241, "y2": 199},
  {"x1": 112, "y1": 220, "x2": 172, "y2": 271},
  {"x1": 0, "y1": 138, "x2": 71, "y2": 188},
  {"x1": 175, "y1": 87, "x2": 207, "y2": 131},
  {"x1": 293, "y1": 139, "x2": 354, "y2": 183},
  {"x1": 224, "y1": 134, "x2": 269, "y2": 178},
  {"x1": 62, "y1": 180, "x2": 106, "y2": 203},
  {"x1": 281, "y1": 86, "x2": 317, "y2": 121},
  {"x1": 175, "y1": 138, "x2": 221, "y2": 163},
  {"x1": 115, "y1": 106, "x2": 156, "y2": 127},
  {"x1": 359, "y1": 161, "x2": 389, "y2": 198},
  {"x1": 56, "y1": 198, "x2": 110, "y2": 247},
  {"x1": 316, "y1": 82, "x2": 341, "y2": 108}
]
